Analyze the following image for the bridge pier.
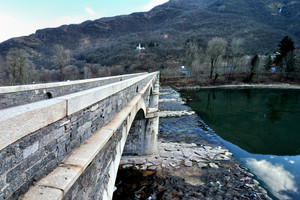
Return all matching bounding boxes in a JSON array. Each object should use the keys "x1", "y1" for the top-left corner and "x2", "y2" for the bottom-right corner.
[
  {"x1": 144, "y1": 80, "x2": 160, "y2": 154},
  {"x1": 123, "y1": 80, "x2": 160, "y2": 155}
]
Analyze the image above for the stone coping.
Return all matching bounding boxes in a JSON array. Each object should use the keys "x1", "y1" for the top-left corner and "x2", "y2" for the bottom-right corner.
[
  {"x1": 0, "y1": 72, "x2": 158, "y2": 153},
  {"x1": 58, "y1": 72, "x2": 154, "y2": 115},
  {"x1": 177, "y1": 84, "x2": 300, "y2": 90},
  {"x1": 0, "y1": 72, "x2": 147, "y2": 94},
  {"x1": 21, "y1": 73, "x2": 157, "y2": 200}
]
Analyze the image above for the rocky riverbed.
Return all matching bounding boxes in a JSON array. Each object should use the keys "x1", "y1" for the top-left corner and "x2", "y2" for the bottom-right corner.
[{"x1": 113, "y1": 87, "x2": 271, "y2": 200}]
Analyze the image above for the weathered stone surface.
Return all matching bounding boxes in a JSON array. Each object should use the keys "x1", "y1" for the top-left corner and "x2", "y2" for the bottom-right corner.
[
  {"x1": 181, "y1": 148, "x2": 194, "y2": 158},
  {"x1": 169, "y1": 162, "x2": 179, "y2": 168},
  {"x1": 184, "y1": 159, "x2": 193, "y2": 167},
  {"x1": 173, "y1": 152, "x2": 185, "y2": 160},
  {"x1": 181, "y1": 143, "x2": 197, "y2": 148},
  {"x1": 148, "y1": 158, "x2": 163, "y2": 165},
  {"x1": 22, "y1": 185, "x2": 63, "y2": 200},
  {"x1": 194, "y1": 149, "x2": 207, "y2": 157},
  {"x1": 38, "y1": 166, "x2": 82, "y2": 194},
  {"x1": 198, "y1": 162, "x2": 208, "y2": 168},
  {"x1": 190, "y1": 155, "x2": 207, "y2": 163},
  {"x1": 163, "y1": 144, "x2": 177, "y2": 151},
  {"x1": 122, "y1": 164, "x2": 133, "y2": 169},
  {"x1": 209, "y1": 163, "x2": 219, "y2": 169},
  {"x1": 160, "y1": 151, "x2": 173, "y2": 158},
  {"x1": 148, "y1": 166, "x2": 157, "y2": 171}
]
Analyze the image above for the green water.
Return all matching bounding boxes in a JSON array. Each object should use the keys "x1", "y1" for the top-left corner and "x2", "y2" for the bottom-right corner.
[{"x1": 180, "y1": 88, "x2": 300, "y2": 200}]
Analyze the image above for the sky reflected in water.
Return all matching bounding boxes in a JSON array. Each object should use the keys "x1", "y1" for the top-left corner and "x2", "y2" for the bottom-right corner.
[{"x1": 181, "y1": 88, "x2": 300, "y2": 200}]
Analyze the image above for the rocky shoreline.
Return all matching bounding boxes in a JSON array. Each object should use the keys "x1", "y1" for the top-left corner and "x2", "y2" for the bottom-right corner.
[{"x1": 113, "y1": 87, "x2": 271, "y2": 200}]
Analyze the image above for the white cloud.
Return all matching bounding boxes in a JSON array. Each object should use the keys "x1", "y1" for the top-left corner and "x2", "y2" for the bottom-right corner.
[
  {"x1": 85, "y1": 7, "x2": 96, "y2": 15},
  {"x1": 143, "y1": 0, "x2": 169, "y2": 11},
  {"x1": 245, "y1": 158, "x2": 298, "y2": 200}
]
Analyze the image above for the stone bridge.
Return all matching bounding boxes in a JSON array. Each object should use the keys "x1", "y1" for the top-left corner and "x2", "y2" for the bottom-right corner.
[{"x1": 0, "y1": 72, "x2": 160, "y2": 200}]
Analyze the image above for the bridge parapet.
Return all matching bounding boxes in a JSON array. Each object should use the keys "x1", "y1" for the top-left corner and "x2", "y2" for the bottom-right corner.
[
  {"x1": 0, "y1": 72, "x2": 159, "y2": 200},
  {"x1": 0, "y1": 72, "x2": 147, "y2": 109}
]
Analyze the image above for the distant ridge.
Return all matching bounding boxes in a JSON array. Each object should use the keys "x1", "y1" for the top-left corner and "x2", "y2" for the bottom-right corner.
[{"x1": 0, "y1": 0, "x2": 299, "y2": 76}]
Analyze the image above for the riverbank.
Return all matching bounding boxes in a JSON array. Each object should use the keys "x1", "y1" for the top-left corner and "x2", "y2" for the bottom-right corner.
[
  {"x1": 174, "y1": 83, "x2": 300, "y2": 90},
  {"x1": 113, "y1": 87, "x2": 271, "y2": 200}
]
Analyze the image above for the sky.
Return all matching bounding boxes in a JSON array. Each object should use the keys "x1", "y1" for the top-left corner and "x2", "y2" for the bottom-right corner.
[{"x1": 0, "y1": 0, "x2": 169, "y2": 43}]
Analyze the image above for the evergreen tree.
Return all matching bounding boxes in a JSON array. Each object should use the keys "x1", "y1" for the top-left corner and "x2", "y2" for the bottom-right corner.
[
  {"x1": 246, "y1": 54, "x2": 259, "y2": 82},
  {"x1": 275, "y1": 36, "x2": 295, "y2": 75}
]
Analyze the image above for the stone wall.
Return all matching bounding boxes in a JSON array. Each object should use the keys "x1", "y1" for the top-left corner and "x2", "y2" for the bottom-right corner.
[
  {"x1": 62, "y1": 124, "x2": 124, "y2": 200},
  {"x1": 60, "y1": 78, "x2": 157, "y2": 200},
  {"x1": 0, "y1": 72, "x2": 158, "y2": 200},
  {"x1": 0, "y1": 73, "x2": 147, "y2": 109}
]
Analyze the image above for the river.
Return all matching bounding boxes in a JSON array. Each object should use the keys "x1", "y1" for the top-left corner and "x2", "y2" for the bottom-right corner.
[{"x1": 180, "y1": 88, "x2": 300, "y2": 200}]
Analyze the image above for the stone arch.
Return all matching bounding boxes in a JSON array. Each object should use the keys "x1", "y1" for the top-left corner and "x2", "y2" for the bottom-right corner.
[{"x1": 123, "y1": 109, "x2": 147, "y2": 155}]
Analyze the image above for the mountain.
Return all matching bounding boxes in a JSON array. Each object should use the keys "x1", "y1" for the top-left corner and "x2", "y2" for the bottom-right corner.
[{"x1": 0, "y1": 0, "x2": 299, "y2": 83}]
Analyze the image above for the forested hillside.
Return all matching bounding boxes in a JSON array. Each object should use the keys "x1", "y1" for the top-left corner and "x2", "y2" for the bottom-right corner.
[{"x1": 0, "y1": 0, "x2": 299, "y2": 85}]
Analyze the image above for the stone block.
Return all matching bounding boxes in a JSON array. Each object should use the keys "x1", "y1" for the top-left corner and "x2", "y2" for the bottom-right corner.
[
  {"x1": 25, "y1": 160, "x2": 43, "y2": 180},
  {"x1": 26, "y1": 149, "x2": 45, "y2": 168},
  {"x1": 160, "y1": 151, "x2": 173, "y2": 158},
  {"x1": 184, "y1": 159, "x2": 193, "y2": 167},
  {"x1": 44, "y1": 141, "x2": 57, "y2": 154},
  {"x1": 209, "y1": 163, "x2": 219, "y2": 169},
  {"x1": 33, "y1": 159, "x2": 58, "y2": 182},
  {"x1": 23, "y1": 142, "x2": 39, "y2": 159},
  {"x1": 6, "y1": 160, "x2": 28, "y2": 183},
  {"x1": 77, "y1": 122, "x2": 92, "y2": 135},
  {"x1": 0, "y1": 143, "x2": 20, "y2": 163},
  {"x1": 198, "y1": 162, "x2": 208, "y2": 168},
  {"x1": 0, "y1": 157, "x2": 15, "y2": 176},
  {"x1": 4, "y1": 174, "x2": 24, "y2": 198}
]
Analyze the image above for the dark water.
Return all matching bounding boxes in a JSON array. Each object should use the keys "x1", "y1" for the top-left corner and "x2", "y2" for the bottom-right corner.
[{"x1": 180, "y1": 88, "x2": 300, "y2": 200}]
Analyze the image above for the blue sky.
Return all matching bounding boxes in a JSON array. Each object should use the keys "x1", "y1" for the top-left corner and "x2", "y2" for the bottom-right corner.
[{"x1": 0, "y1": 0, "x2": 169, "y2": 42}]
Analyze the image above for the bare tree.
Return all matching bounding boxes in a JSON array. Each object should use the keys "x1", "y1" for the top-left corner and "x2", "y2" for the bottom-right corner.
[
  {"x1": 83, "y1": 66, "x2": 92, "y2": 79},
  {"x1": 185, "y1": 40, "x2": 203, "y2": 76},
  {"x1": 63, "y1": 65, "x2": 79, "y2": 80},
  {"x1": 205, "y1": 37, "x2": 227, "y2": 79},
  {"x1": 227, "y1": 38, "x2": 245, "y2": 80},
  {"x1": 53, "y1": 45, "x2": 70, "y2": 81},
  {"x1": 6, "y1": 49, "x2": 31, "y2": 85}
]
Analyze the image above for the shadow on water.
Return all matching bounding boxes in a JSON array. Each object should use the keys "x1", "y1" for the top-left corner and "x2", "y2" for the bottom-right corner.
[{"x1": 180, "y1": 88, "x2": 300, "y2": 200}]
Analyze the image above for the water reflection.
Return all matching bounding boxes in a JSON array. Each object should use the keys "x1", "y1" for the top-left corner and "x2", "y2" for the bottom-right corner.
[
  {"x1": 180, "y1": 88, "x2": 300, "y2": 199},
  {"x1": 245, "y1": 158, "x2": 298, "y2": 200}
]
